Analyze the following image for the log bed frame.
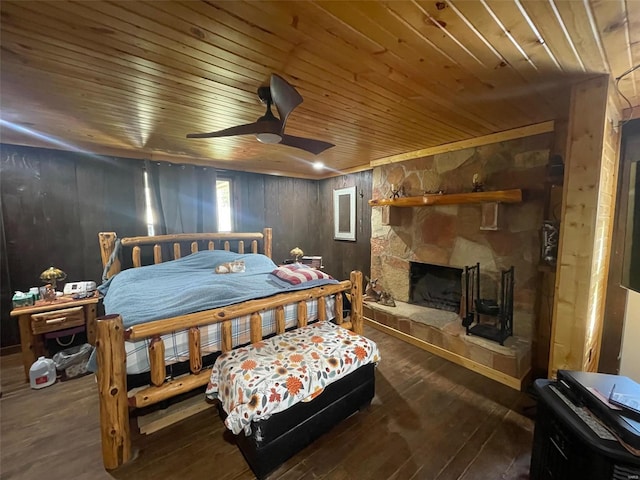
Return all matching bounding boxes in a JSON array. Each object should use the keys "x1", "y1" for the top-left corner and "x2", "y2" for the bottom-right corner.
[{"x1": 95, "y1": 228, "x2": 363, "y2": 470}]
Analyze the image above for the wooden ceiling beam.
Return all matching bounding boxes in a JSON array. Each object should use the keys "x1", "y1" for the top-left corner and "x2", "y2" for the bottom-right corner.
[{"x1": 371, "y1": 120, "x2": 555, "y2": 167}]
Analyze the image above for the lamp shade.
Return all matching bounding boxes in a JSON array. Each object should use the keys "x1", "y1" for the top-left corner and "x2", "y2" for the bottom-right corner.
[
  {"x1": 289, "y1": 247, "x2": 304, "y2": 262},
  {"x1": 40, "y1": 266, "x2": 67, "y2": 289}
]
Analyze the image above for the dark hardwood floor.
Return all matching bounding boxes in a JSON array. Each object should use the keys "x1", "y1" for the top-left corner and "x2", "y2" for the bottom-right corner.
[{"x1": 0, "y1": 327, "x2": 536, "y2": 480}]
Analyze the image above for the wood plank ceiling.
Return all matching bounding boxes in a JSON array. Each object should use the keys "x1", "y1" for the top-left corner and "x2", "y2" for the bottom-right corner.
[{"x1": 1, "y1": 1, "x2": 638, "y2": 178}]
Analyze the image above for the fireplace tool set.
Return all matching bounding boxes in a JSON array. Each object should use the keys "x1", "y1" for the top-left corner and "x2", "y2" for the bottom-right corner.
[{"x1": 463, "y1": 263, "x2": 514, "y2": 345}]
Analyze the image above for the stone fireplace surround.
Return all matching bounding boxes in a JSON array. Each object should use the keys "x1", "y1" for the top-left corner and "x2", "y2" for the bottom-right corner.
[{"x1": 366, "y1": 133, "x2": 552, "y2": 387}]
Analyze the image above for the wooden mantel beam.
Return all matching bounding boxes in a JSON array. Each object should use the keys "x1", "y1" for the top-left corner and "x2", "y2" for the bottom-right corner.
[{"x1": 368, "y1": 189, "x2": 522, "y2": 207}]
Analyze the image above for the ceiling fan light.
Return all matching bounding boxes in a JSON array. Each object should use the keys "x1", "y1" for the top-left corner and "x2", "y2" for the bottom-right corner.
[{"x1": 255, "y1": 132, "x2": 282, "y2": 144}]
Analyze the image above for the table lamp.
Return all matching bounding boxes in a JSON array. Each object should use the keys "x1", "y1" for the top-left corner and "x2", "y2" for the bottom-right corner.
[
  {"x1": 40, "y1": 266, "x2": 67, "y2": 291},
  {"x1": 289, "y1": 247, "x2": 303, "y2": 263}
]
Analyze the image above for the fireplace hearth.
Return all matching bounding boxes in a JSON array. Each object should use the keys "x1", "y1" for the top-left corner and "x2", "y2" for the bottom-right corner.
[{"x1": 409, "y1": 262, "x2": 463, "y2": 313}]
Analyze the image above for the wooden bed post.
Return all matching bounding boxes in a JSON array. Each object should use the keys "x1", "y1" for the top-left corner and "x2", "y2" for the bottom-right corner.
[
  {"x1": 96, "y1": 314, "x2": 131, "y2": 470},
  {"x1": 263, "y1": 228, "x2": 272, "y2": 259},
  {"x1": 350, "y1": 271, "x2": 363, "y2": 335},
  {"x1": 98, "y1": 232, "x2": 122, "y2": 279}
]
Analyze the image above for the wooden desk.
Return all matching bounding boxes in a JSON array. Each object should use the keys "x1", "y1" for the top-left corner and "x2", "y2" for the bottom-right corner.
[{"x1": 10, "y1": 293, "x2": 100, "y2": 380}]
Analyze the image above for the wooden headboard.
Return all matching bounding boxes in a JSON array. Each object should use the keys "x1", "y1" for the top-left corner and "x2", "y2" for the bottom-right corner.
[{"x1": 98, "y1": 228, "x2": 273, "y2": 280}]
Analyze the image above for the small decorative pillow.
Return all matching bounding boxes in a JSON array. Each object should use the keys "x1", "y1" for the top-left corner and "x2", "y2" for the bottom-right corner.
[{"x1": 271, "y1": 264, "x2": 333, "y2": 285}]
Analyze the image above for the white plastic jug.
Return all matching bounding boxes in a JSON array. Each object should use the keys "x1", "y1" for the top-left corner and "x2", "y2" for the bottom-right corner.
[{"x1": 29, "y1": 356, "x2": 56, "y2": 389}]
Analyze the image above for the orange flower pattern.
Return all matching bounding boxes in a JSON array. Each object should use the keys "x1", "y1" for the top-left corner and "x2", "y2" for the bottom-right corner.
[
  {"x1": 354, "y1": 346, "x2": 367, "y2": 360},
  {"x1": 206, "y1": 321, "x2": 380, "y2": 435},
  {"x1": 241, "y1": 359, "x2": 257, "y2": 371},
  {"x1": 289, "y1": 353, "x2": 304, "y2": 363},
  {"x1": 286, "y1": 376, "x2": 303, "y2": 395}
]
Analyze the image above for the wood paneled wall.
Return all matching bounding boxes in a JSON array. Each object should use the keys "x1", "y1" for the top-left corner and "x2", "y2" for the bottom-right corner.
[
  {"x1": 1, "y1": 145, "x2": 372, "y2": 348},
  {"x1": 232, "y1": 171, "x2": 322, "y2": 265},
  {"x1": 0, "y1": 144, "x2": 147, "y2": 347},
  {"x1": 0, "y1": 204, "x2": 12, "y2": 348},
  {"x1": 318, "y1": 172, "x2": 373, "y2": 281},
  {"x1": 230, "y1": 169, "x2": 372, "y2": 280}
]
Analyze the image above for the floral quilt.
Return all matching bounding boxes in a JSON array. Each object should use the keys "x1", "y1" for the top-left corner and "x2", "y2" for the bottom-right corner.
[{"x1": 205, "y1": 321, "x2": 380, "y2": 435}]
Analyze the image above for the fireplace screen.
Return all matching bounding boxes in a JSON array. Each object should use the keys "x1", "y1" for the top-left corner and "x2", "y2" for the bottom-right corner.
[{"x1": 409, "y1": 262, "x2": 463, "y2": 313}]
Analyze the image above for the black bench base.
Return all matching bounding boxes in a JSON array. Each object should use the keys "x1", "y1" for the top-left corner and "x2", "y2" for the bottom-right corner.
[{"x1": 218, "y1": 363, "x2": 376, "y2": 479}]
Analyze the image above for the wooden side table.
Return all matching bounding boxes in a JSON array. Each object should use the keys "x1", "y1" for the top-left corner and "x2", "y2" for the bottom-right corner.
[{"x1": 10, "y1": 293, "x2": 100, "y2": 380}]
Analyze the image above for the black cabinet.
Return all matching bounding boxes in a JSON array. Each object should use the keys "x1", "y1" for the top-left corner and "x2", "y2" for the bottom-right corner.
[{"x1": 530, "y1": 379, "x2": 640, "y2": 480}]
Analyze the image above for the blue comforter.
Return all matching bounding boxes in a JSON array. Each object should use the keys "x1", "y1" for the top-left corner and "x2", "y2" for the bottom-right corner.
[{"x1": 99, "y1": 250, "x2": 338, "y2": 328}]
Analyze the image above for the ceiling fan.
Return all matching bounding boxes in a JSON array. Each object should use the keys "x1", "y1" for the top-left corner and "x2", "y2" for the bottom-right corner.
[{"x1": 187, "y1": 74, "x2": 335, "y2": 155}]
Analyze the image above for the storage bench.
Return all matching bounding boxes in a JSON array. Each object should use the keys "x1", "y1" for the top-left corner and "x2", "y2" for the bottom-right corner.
[
  {"x1": 206, "y1": 321, "x2": 380, "y2": 479},
  {"x1": 218, "y1": 362, "x2": 375, "y2": 478}
]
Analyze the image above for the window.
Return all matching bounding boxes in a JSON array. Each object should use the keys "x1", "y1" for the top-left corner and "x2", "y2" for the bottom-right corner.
[
  {"x1": 216, "y1": 178, "x2": 233, "y2": 232},
  {"x1": 143, "y1": 170, "x2": 155, "y2": 236}
]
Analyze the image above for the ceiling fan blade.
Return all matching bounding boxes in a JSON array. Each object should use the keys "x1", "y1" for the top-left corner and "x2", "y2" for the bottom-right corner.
[
  {"x1": 186, "y1": 120, "x2": 280, "y2": 139},
  {"x1": 280, "y1": 134, "x2": 335, "y2": 155},
  {"x1": 270, "y1": 74, "x2": 303, "y2": 130}
]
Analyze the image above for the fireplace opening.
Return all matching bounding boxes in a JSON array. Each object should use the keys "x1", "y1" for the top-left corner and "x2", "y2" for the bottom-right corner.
[{"x1": 409, "y1": 262, "x2": 463, "y2": 313}]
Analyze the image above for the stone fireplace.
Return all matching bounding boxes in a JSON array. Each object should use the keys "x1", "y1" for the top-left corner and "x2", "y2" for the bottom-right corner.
[
  {"x1": 409, "y1": 262, "x2": 462, "y2": 313},
  {"x1": 365, "y1": 133, "x2": 553, "y2": 385}
]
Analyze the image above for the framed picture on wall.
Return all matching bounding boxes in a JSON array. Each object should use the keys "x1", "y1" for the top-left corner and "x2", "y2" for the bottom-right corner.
[{"x1": 333, "y1": 186, "x2": 356, "y2": 241}]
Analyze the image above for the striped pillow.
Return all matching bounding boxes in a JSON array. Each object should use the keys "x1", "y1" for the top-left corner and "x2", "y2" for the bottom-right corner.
[{"x1": 271, "y1": 264, "x2": 333, "y2": 285}]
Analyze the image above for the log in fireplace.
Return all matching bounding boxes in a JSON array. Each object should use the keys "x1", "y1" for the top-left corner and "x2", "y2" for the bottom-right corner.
[{"x1": 409, "y1": 262, "x2": 463, "y2": 313}]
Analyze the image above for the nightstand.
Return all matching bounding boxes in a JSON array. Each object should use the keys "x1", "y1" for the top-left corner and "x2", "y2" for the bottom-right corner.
[{"x1": 10, "y1": 293, "x2": 100, "y2": 380}]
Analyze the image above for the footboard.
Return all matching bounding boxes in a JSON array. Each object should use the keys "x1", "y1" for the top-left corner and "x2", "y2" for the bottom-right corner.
[{"x1": 95, "y1": 271, "x2": 363, "y2": 470}]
